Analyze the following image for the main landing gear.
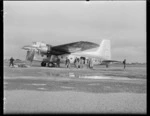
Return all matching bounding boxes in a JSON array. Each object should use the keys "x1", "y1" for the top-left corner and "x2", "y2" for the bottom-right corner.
[
  {"x1": 41, "y1": 62, "x2": 46, "y2": 67},
  {"x1": 41, "y1": 61, "x2": 55, "y2": 67},
  {"x1": 47, "y1": 62, "x2": 55, "y2": 67}
]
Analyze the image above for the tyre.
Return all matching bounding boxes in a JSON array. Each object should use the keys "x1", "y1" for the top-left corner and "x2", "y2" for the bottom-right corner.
[
  {"x1": 41, "y1": 62, "x2": 46, "y2": 67},
  {"x1": 48, "y1": 62, "x2": 53, "y2": 67}
]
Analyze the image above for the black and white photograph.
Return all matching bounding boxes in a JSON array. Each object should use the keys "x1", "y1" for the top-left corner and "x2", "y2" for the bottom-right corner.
[{"x1": 4, "y1": 1, "x2": 146, "y2": 114}]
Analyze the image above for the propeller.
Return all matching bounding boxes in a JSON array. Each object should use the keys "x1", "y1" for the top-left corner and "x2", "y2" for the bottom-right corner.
[{"x1": 26, "y1": 49, "x2": 36, "y2": 62}]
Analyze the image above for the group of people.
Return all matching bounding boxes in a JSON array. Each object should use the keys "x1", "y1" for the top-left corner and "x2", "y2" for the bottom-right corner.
[
  {"x1": 65, "y1": 57, "x2": 127, "y2": 69},
  {"x1": 8, "y1": 56, "x2": 127, "y2": 69},
  {"x1": 65, "y1": 57, "x2": 94, "y2": 69},
  {"x1": 74, "y1": 57, "x2": 85, "y2": 69}
]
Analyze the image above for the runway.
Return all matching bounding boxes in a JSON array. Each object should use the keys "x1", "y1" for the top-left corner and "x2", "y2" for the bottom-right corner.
[
  {"x1": 4, "y1": 63, "x2": 147, "y2": 114},
  {"x1": 4, "y1": 90, "x2": 146, "y2": 113}
]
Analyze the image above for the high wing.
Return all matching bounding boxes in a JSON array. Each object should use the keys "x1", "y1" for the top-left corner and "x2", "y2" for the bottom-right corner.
[{"x1": 50, "y1": 41, "x2": 99, "y2": 55}]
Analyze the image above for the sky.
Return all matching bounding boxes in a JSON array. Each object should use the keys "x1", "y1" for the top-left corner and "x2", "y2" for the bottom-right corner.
[{"x1": 4, "y1": 1, "x2": 146, "y2": 63}]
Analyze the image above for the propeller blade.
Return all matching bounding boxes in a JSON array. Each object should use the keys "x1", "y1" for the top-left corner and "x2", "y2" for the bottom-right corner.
[{"x1": 26, "y1": 49, "x2": 35, "y2": 62}]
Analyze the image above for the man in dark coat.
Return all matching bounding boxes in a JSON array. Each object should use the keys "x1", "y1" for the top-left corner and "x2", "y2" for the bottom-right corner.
[
  {"x1": 9, "y1": 57, "x2": 14, "y2": 67},
  {"x1": 56, "y1": 57, "x2": 60, "y2": 67},
  {"x1": 65, "y1": 57, "x2": 70, "y2": 68}
]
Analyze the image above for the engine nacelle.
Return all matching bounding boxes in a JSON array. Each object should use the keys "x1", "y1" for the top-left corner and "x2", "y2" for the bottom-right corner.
[{"x1": 38, "y1": 44, "x2": 52, "y2": 54}]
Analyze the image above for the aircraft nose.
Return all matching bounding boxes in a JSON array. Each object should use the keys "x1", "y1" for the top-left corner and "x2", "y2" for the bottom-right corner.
[{"x1": 22, "y1": 45, "x2": 33, "y2": 50}]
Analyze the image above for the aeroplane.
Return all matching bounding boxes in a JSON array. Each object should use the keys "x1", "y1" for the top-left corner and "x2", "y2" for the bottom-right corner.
[{"x1": 22, "y1": 40, "x2": 120, "y2": 68}]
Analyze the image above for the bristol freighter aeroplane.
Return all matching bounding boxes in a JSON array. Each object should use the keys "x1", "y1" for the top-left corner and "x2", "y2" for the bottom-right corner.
[{"x1": 22, "y1": 40, "x2": 119, "y2": 67}]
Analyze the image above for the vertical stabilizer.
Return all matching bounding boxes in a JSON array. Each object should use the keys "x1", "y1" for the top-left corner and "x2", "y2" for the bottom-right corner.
[{"x1": 96, "y1": 40, "x2": 111, "y2": 60}]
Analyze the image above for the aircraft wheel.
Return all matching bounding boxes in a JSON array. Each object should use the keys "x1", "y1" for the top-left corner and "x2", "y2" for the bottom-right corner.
[
  {"x1": 41, "y1": 62, "x2": 46, "y2": 67},
  {"x1": 48, "y1": 62, "x2": 53, "y2": 67}
]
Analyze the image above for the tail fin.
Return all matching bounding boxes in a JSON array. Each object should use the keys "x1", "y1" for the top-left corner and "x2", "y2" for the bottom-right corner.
[{"x1": 96, "y1": 40, "x2": 111, "y2": 60}]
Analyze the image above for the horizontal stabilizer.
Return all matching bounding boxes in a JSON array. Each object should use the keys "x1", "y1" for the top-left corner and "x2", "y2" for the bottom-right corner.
[{"x1": 102, "y1": 60, "x2": 122, "y2": 63}]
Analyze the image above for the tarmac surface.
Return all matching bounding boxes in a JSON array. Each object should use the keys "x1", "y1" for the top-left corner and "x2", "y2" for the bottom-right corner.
[{"x1": 4, "y1": 62, "x2": 147, "y2": 114}]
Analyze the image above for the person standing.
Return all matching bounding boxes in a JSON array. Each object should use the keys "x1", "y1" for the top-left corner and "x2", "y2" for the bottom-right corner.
[
  {"x1": 74, "y1": 57, "x2": 77, "y2": 68},
  {"x1": 57, "y1": 57, "x2": 60, "y2": 67},
  {"x1": 80, "y1": 58, "x2": 83, "y2": 68},
  {"x1": 9, "y1": 57, "x2": 14, "y2": 67},
  {"x1": 65, "y1": 57, "x2": 68, "y2": 66},
  {"x1": 88, "y1": 58, "x2": 93, "y2": 69},
  {"x1": 90, "y1": 58, "x2": 94, "y2": 69},
  {"x1": 66, "y1": 58, "x2": 70, "y2": 68},
  {"x1": 123, "y1": 59, "x2": 126, "y2": 69},
  {"x1": 76, "y1": 58, "x2": 80, "y2": 69},
  {"x1": 106, "y1": 64, "x2": 109, "y2": 68},
  {"x1": 86, "y1": 59, "x2": 89, "y2": 68}
]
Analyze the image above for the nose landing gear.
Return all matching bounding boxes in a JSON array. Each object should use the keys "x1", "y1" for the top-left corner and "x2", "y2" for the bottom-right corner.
[
  {"x1": 47, "y1": 62, "x2": 55, "y2": 67},
  {"x1": 41, "y1": 61, "x2": 56, "y2": 67}
]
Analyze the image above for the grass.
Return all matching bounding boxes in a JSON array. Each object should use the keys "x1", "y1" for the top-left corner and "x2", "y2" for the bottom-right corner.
[{"x1": 4, "y1": 61, "x2": 146, "y2": 79}]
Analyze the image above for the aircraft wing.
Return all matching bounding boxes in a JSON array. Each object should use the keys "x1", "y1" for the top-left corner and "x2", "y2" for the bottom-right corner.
[{"x1": 51, "y1": 41, "x2": 99, "y2": 55}]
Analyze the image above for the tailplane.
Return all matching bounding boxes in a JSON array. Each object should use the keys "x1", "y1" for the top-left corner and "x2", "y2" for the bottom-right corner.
[{"x1": 96, "y1": 40, "x2": 111, "y2": 60}]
